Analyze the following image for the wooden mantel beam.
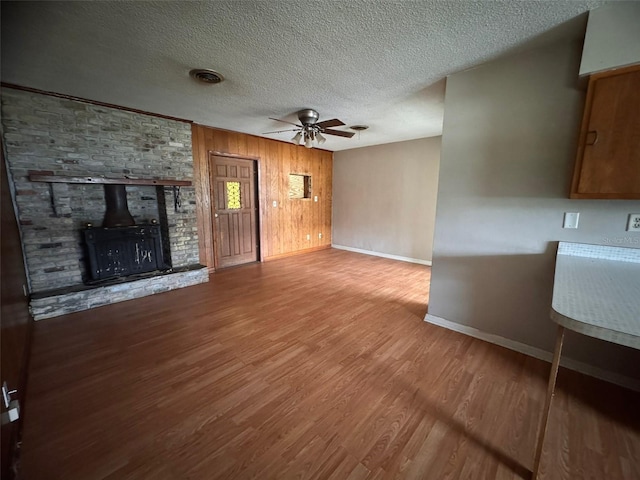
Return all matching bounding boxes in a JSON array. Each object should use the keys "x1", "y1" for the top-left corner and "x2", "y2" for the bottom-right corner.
[{"x1": 28, "y1": 171, "x2": 192, "y2": 187}]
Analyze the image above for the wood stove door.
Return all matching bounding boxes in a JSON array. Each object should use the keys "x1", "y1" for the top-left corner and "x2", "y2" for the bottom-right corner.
[{"x1": 210, "y1": 155, "x2": 258, "y2": 268}]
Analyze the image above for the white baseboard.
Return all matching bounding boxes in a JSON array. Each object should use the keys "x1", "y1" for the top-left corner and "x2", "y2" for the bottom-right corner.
[
  {"x1": 332, "y1": 244, "x2": 432, "y2": 266},
  {"x1": 424, "y1": 313, "x2": 640, "y2": 392}
]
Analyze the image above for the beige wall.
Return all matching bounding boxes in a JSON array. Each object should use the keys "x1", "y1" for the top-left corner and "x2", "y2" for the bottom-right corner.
[
  {"x1": 428, "y1": 38, "x2": 640, "y2": 381},
  {"x1": 332, "y1": 137, "x2": 440, "y2": 262}
]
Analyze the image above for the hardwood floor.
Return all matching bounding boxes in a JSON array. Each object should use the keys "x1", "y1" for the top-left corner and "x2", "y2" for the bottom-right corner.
[{"x1": 21, "y1": 249, "x2": 640, "y2": 479}]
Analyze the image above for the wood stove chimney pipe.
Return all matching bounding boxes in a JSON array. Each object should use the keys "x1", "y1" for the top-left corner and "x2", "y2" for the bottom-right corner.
[{"x1": 102, "y1": 184, "x2": 135, "y2": 227}]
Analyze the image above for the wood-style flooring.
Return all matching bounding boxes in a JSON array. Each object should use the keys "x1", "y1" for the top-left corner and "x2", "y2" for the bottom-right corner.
[{"x1": 21, "y1": 249, "x2": 640, "y2": 479}]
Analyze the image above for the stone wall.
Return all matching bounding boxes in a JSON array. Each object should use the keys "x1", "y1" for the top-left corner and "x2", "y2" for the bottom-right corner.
[{"x1": 1, "y1": 88, "x2": 205, "y2": 313}]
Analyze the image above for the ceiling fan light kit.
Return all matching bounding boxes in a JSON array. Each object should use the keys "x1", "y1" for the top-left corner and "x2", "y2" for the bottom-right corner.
[
  {"x1": 266, "y1": 109, "x2": 355, "y2": 149},
  {"x1": 292, "y1": 131, "x2": 303, "y2": 144},
  {"x1": 304, "y1": 136, "x2": 313, "y2": 149}
]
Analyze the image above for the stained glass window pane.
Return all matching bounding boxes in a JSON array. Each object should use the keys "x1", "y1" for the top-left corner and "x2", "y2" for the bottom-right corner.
[{"x1": 227, "y1": 181, "x2": 241, "y2": 209}]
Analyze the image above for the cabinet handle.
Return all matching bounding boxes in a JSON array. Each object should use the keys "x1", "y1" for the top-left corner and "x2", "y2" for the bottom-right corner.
[{"x1": 585, "y1": 130, "x2": 598, "y2": 146}]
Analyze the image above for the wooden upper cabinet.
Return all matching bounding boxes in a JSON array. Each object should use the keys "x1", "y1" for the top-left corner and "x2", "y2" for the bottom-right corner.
[{"x1": 570, "y1": 64, "x2": 640, "y2": 199}]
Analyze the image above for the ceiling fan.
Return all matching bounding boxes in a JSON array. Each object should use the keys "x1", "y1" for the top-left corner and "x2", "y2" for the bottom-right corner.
[{"x1": 264, "y1": 109, "x2": 355, "y2": 148}]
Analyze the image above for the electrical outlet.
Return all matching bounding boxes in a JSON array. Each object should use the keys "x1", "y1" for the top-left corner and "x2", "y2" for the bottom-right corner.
[
  {"x1": 563, "y1": 212, "x2": 579, "y2": 229},
  {"x1": 314, "y1": 195, "x2": 318, "y2": 202},
  {"x1": 627, "y1": 214, "x2": 640, "y2": 232}
]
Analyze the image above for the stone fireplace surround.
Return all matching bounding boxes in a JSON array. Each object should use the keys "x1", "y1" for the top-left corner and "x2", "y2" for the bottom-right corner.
[{"x1": 1, "y1": 88, "x2": 208, "y2": 320}]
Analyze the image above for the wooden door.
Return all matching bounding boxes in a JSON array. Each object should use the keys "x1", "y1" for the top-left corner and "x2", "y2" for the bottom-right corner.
[
  {"x1": 1, "y1": 151, "x2": 32, "y2": 478},
  {"x1": 210, "y1": 155, "x2": 259, "y2": 268}
]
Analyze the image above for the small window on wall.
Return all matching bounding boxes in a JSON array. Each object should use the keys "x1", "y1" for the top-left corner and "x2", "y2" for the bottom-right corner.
[{"x1": 289, "y1": 174, "x2": 311, "y2": 199}]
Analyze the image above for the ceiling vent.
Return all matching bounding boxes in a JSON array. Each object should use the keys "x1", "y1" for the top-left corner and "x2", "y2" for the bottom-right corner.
[{"x1": 189, "y1": 69, "x2": 224, "y2": 84}]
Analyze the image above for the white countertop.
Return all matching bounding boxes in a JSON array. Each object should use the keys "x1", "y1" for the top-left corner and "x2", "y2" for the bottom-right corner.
[{"x1": 551, "y1": 242, "x2": 640, "y2": 350}]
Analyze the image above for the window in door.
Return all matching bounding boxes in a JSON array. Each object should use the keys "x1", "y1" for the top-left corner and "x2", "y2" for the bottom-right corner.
[{"x1": 226, "y1": 181, "x2": 241, "y2": 209}]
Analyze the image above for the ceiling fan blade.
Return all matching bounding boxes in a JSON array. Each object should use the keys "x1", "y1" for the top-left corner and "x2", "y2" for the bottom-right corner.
[
  {"x1": 323, "y1": 129, "x2": 355, "y2": 138},
  {"x1": 262, "y1": 128, "x2": 300, "y2": 134},
  {"x1": 269, "y1": 117, "x2": 302, "y2": 127},
  {"x1": 316, "y1": 118, "x2": 345, "y2": 128}
]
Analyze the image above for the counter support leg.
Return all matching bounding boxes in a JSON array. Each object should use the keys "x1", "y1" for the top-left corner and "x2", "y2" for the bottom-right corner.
[{"x1": 532, "y1": 325, "x2": 565, "y2": 479}]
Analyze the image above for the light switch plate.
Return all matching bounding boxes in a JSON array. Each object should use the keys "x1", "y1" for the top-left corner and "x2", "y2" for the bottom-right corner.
[
  {"x1": 627, "y1": 214, "x2": 640, "y2": 231},
  {"x1": 563, "y1": 212, "x2": 579, "y2": 229}
]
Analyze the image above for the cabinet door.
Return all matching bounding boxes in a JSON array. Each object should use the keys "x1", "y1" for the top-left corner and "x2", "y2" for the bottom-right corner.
[{"x1": 571, "y1": 65, "x2": 640, "y2": 199}]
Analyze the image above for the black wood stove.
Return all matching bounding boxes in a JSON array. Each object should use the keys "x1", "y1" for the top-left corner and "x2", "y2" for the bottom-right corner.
[{"x1": 83, "y1": 184, "x2": 168, "y2": 282}]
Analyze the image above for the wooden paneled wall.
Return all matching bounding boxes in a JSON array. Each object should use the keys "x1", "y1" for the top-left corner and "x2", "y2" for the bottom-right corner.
[{"x1": 192, "y1": 125, "x2": 333, "y2": 269}]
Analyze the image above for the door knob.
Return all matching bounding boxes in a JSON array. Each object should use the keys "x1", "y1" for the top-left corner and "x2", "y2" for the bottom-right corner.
[
  {"x1": 2, "y1": 382, "x2": 16, "y2": 409},
  {"x1": 214, "y1": 213, "x2": 219, "y2": 218},
  {"x1": 1, "y1": 381, "x2": 19, "y2": 425}
]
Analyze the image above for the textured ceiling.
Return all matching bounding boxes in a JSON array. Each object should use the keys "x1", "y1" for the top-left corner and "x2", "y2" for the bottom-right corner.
[{"x1": 1, "y1": 1, "x2": 609, "y2": 151}]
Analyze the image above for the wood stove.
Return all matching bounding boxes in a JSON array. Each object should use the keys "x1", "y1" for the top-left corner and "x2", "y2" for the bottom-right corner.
[
  {"x1": 82, "y1": 184, "x2": 169, "y2": 282},
  {"x1": 83, "y1": 225, "x2": 168, "y2": 281}
]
